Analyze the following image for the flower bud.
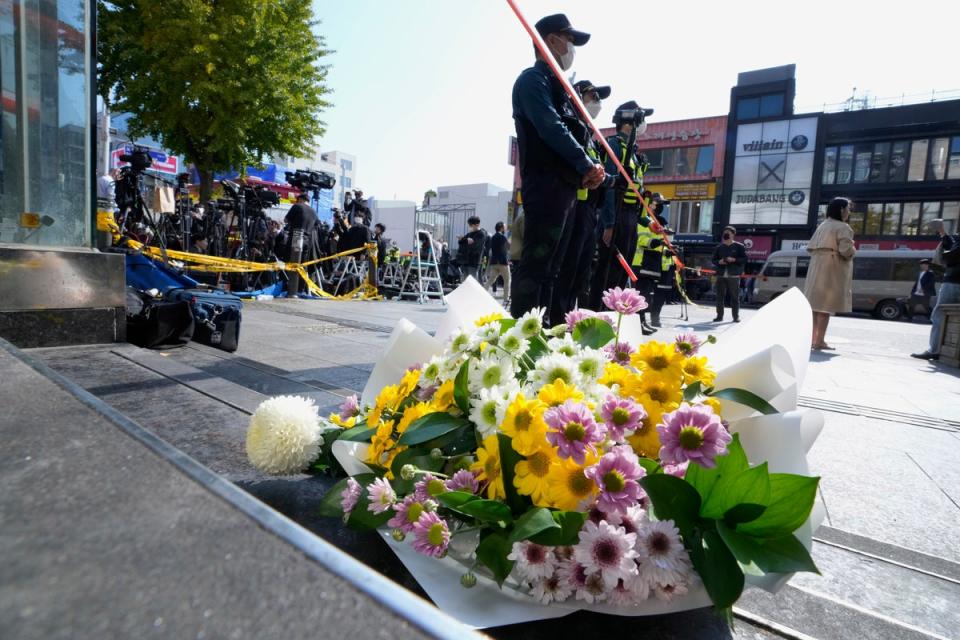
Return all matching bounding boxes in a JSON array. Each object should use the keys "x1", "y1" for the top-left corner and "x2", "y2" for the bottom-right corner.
[
  {"x1": 391, "y1": 528, "x2": 406, "y2": 542},
  {"x1": 430, "y1": 448, "x2": 444, "y2": 460},
  {"x1": 400, "y1": 464, "x2": 417, "y2": 481},
  {"x1": 460, "y1": 572, "x2": 477, "y2": 588}
]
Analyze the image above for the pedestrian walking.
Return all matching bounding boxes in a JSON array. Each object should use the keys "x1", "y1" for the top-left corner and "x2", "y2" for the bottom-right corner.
[
  {"x1": 711, "y1": 226, "x2": 747, "y2": 322},
  {"x1": 803, "y1": 197, "x2": 857, "y2": 351},
  {"x1": 911, "y1": 220, "x2": 960, "y2": 361},
  {"x1": 457, "y1": 216, "x2": 487, "y2": 282},
  {"x1": 485, "y1": 221, "x2": 511, "y2": 303},
  {"x1": 899, "y1": 259, "x2": 936, "y2": 321}
]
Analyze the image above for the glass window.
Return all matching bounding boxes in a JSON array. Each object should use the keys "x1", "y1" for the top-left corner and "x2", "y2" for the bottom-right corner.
[
  {"x1": 699, "y1": 201, "x2": 714, "y2": 234},
  {"x1": 881, "y1": 203, "x2": 901, "y2": 236},
  {"x1": 822, "y1": 147, "x2": 837, "y2": 184},
  {"x1": 863, "y1": 203, "x2": 884, "y2": 235},
  {"x1": 762, "y1": 261, "x2": 791, "y2": 278},
  {"x1": 646, "y1": 149, "x2": 664, "y2": 171},
  {"x1": 942, "y1": 201, "x2": 959, "y2": 234},
  {"x1": 919, "y1": 202, "x2": 941, "y2": 234},
  {"x1": 343, "y1": 176, "x2": 352, "y2": 188},
  {"x1": 817, "y1": 204, "x2": 827, "y2": 224},
  {"x1": 908, "y1": 140, "x2": 928, "y2": 181},
  {"x1": 340, "y1": 159, "x2": 353, "y2": 171},
  {"x1": 889, "y1": 141, "x2": 909, "y2": 182},
  {"x1": 901, "y1": 202, "x2": 921, "y2": 235},
  {"x1": 661, "y1": 148, "x2": 677, "y2": 176},
  {"x1": 695, "y1": 146, "x2": 713, "y2": 174},
  {"x1": 949, "y1": 138, "x2": 960, "y2": 180},
  {"x1": 737, "y1": 97, "x2": 760, "y2": 120},
  {"x1": 891, "y1": 260, "x2": 918, "y2": 282},
  {"x1": 927, "y1": 138, "x2": 949, "y2": 180},
  {"x1": 836, "y1": 145, "x2": 854, "y2": 184},
  {"x1": 870, "y1": 143, "x2": 889, "y2": 183},
  {"x1": 847, "y1": 204, "x2": 865, "y2": 234},
  {"x1": 676, "y1": 147, "x2": 699, "y2": 176},
  {"x1": 759, "y1": 94, "x2": 784, "y2": 118},
  {"x1": 853, "y1": 144, "x2": 873, "y2": 183},
  {"x1": 854, "y1": 258, "x2": 893, "y2": 281},
  {"x1": 796, "y1": 256, "x2": 810, "y2": 278}
]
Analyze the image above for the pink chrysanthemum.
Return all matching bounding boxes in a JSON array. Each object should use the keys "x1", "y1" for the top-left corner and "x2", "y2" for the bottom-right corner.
[
  {"x1": 573, "y1": 520, "x2": 638, "y2": 589},
  {"x1": 444, "y1": 469, "x2": 480, "y2": 494},
  {"x1": 674, "y1": 332, "x2": 704, "y2": 356},
  {"x1": 606, "y1": 504, "x2": 648, "y2": 537},
  {"x1": 635, "y1": 519, "x2": 691, "y2": 584},
  {"x1": 530, "y1": 572, "x2": 573, "y2": 604},
  {"x1": 508, "y1": 541, "x2": 556, "y2": 581},
  {"x1": 559, "y1": 560, "x2": 607, "y2": 604},
  {"x1": 544, "y1": 400, "x2": 604, "y2": 464},
  {"x1": 600, "y1": 395, "x2": 646, "y2": 441},
  {"x1": 412, "y1": 511, "x2": 450, "y2": 558},
  {"x1": 609, "y1": 573, "x2": 652, "y2": 606},
  {"x1": 585, "y1": 446, "x2": 645, "y2": 515},
  {"x1": 661, "y1": 461, "x2": 689, "y2": 478},
  {"x1": 413, "y1": 473, "x2": 449, "y2": 502},
  {"x1": 604, "y1": 341, "x2": 635, "y2": 366},
  {"x1": 338, "y1": 394, "x2": 360, "y2": 421},
  {"x1": 602, "y1": 287, "x2": 648, "y2": 315},
  {"x1": 657, "y1": 403, "x2": 732, "y2": 468},
  {"x1": 340, "y1": 477, "x2": 361, "y2": 514},
  {"x1": 653, "y1": 580, "x2": 689, "y2": 602},
  {"x1": 388, "y1": 495, "x2": 432, "y2": 533},
  {"x1": 415, "y1": 383, "x2": 438, "y2": 402},
  {"x1": 367, "y1": 477, "x2": 396, "y2": 514}
]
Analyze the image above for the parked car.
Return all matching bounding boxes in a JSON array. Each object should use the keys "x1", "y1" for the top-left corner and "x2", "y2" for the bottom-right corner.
[{"x1": 754, "y1": 249, "x2": 936, "y2": 320}]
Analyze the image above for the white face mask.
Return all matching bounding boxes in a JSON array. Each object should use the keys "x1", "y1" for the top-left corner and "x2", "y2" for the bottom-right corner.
[
  {"x1": 556, "y1": 39, "x2": 575, "y2": 71},
  {"x1": 354, "y1": 217, "x2": 364, "y2": 225},
  {"x1": 585, "y1": 100, "x2": 601, "y2": 119},
  {"x1": 634, "y1": 121, "x2": 648, "y2": 136}
]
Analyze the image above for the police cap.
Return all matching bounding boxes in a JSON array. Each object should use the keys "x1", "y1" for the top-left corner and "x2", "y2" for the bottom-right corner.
[
  {"x1": 535, "y1": 14, "x2": 590, "y2": 46},
  {"x1": 574, "y1": 80, "x2": 611, "y2": 100},
  {"x1": 614, "y1": 100, "x2": 654, "y2": 117}
]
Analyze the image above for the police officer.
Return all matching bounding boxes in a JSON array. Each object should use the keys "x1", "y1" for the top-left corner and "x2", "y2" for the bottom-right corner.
[
  {"x1": 511, "y1": 13, "x2": 605, "y2": 320},
  {"x1": 551, "y1": 80, "x2": 611, "y2": 324},
  {"x1": 648, "y1": 210, "x2": 676, "y2": 327},
  {"x1": 631, "y1": 192, "x2": 666, "y2": 333},
  {"x1": 589, "y1": 102, "x2": 654, "y2": 320}
]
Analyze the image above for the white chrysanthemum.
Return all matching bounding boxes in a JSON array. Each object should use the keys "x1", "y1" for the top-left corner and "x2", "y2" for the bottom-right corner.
[
  {"x1": 635, "y1": 519, "x2": 691, "y2": 583},
  {"x1": 574, "y1": 520, "x2": 638, "y2": 589},
  {"x1": 608, "y1": 572, "x2": 652, "y2": 607},
  {"x1": 560, "y1": 559, "x2": 607, "y2": 604},
  {"x1": 530, "y1": 353, "x2": 579, "y2": 390},
  {"x1": 574, "y1": 347, "x2": 606, "y2": 382},
  {"x1": 421, "y1": 355, "x2": 444, "y2": 383},
  {"x1": 606, "y1": 504, "x2": 648, "y2": 538},
  {"x1": 438, "y1": 355, "x2": 465, "y2": 382},
  {"x1": 508, "y1": 541, "x2": 556, "y2": 581},
  {"x1": 469, "y1": 386, "x2": 510, "y2": 437},
  {"x1": 517, "y1": 308, "x2": 546, "y2": 338},
  {"x1": 468, "y1": 355, "x2": 515, "y2": 392},
  {"x1": 547, "y1": 333, "x2": 581, "y2": 358},
  {"x1": 448, "y1": 329, "x2": 475, "y2": 356},
  {"x1": 529, "y1": 572, "x2": 573, "y2": 604},
  {"x1": 499, "y1": 328, "x2": 530, "y2": 358},
  {"x1": 475, "y1": 322, "x2": 501, "y2": 346},
  {"x1": 653, "y1": 580, "x2": 688, "y2": 602},
  {"x1": 246, "y1": 395, "x2": 322, "y2": 475}
]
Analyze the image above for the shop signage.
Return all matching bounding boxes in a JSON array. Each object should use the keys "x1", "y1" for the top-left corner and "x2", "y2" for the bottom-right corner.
[
  {"x1": 784, "y1": 239, "x2": 810, "y2": 251},
  {"x1": 674, "y1": 183, "x2": 712, "y2": 199},
  {"x1": 740, "y1": 235, "x2": 773, "y2": 261},
  {"x1": 508, "y1": 136, "x2": 518, "y2": 167},
  {"x1": 112, "y1": 145, "x2": 180, "y2": 175},
  {"x1": 643, "y1": 128, "x2": 711, "y2": 142},
  {"x1": 674, "y1": 233, "x2": 713, "y2": 245}
]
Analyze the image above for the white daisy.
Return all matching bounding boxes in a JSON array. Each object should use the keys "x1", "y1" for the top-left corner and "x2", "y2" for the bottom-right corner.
[
  {"x1": 635, "y1": 519, "x2": 690, "y2": 583},
  {"x1": 529, "y1": 572, "x2": 573, "y2": 604},
  {"x1": 508, "y1": 541, "x2": 556, "y2": 581},
  {"x1": 421, "y1": 355, "x2": 444, "y2": 383},
  {"x1": 574, "y1": 347, "x2": 606, "y2": 383},
  {"x1": 468, "y1": 355, "x2": 514, "y2": 392},
  {"x1": 573, "y1": 520, "x2": 638, "y2": 589},
  {"x1": 438, "y1": 355, "x2": 464, "y2": 383},
  {"x1": 475, "y1": 321, "x2": 502, "y2": 346},
  {"x1": 499, "y1": 328, "x2": 530, "y2": 358},
  {"x1": 530, "y1": 353, "x2": 579, "y2": 390},
  {"x1": 448, "y1": 329, "x2": 475, "y2": 356},
  {"x1": 469, "y1": 385, "x2": 510, "y2": 437},
  {"x1": 517, "y1": 307, "x2": 546, "y2": 338},
  {"x1": 547, "y1": 333, "x2": 581, "y2": 358}
]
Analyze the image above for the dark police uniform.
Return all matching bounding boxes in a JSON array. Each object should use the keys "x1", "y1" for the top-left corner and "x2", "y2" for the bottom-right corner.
[{"x1": 510, "y1": 15, "x2": 596, "y2": 320}]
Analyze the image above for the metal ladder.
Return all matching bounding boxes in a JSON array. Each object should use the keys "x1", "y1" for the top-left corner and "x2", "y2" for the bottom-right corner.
[
  {"x1": 332, "y1": 255, "x2": 368, "y2": 297},
  {"x1": 399, "y1": 230, "x2": 446, "y2": 305}
]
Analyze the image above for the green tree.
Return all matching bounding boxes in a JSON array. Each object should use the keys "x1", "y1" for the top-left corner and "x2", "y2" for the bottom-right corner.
[
  {"x1": 98, "y1": 0, "x2": 333, "y2": 201},
  {"x1": 423, "y1": 189, "x2": 437, "y2": 207}
]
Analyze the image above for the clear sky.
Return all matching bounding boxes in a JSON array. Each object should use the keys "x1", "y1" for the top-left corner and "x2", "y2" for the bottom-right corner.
[{"x1": 312, "y1": 0, "x2": 955, "y2": 203}]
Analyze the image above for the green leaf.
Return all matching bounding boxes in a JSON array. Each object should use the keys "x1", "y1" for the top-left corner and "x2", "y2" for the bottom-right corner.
[
  {"x1": 318, "y1": 473, "x2": 378, "y2": 518},
  {"x1": 422, "y1": 423, "x2": 476, "y2": 456},
  {"x1": 346, "y1": 498, "x2": 394, "y2": 530},
  {"x1": 708, "y1": 387, "x2": 778, "y2": 415},
  {"x1": 723, "y1": 503, "x2": 767, "y2": 525},
  {"x1": 476, "y1": 531, "x2": 515, "y2": 587},
  {"x1": 637, "y1": 458, "x2": 662, "y2": 475},
  {"x1": 397, "y1": 412, "x2": 471, "y2": 446},
  {"x1": 529, "y1": 511, "x2": 588, "y2": 546},
  {"x1": 338, "y1": 421, "x2": 375, "y2": 442},
  {"x1": 638, "y1": 474, "x2": 702, "y2": 538},
  {"x1": 688, "y1": 527, "x2": 745, "y2": 611},
  {"x1": 716, "y1": 522, "x2": 820, "y2": 576},
  {"x1": 497, "y1": 318, "x2": 517, "y2": 333},
  {"x1": 683, "y1": 381, "x2": 703, "y2": 402},
  {"x1": 318, "y1": 473, "x2": 394, "y2": 530},
  {"x1": 455, "y1": 499, "x2": 513, "y2": 524},
  {"x1": 435, "y1": 491, "x2": 480, "y2": 510},
  {"x1": 497, "y1": 433, "x2": 530, "y2": 515},
  {"x1": 738, "y1": 474, "x2": 820, "y2": 538},
  {"x1": 453, "y1": 362, "x2": 470, "y2": 414},
  {"x1": 508, "y1": 508, "x2": 560, "y2": 544},
  {"x1": 685, "y1": 434, "x2": 749, "y2": 505},
  {"x1": 572, "y1": 317, "x2": 616, "y2": 349},
  {"x1": 701, "y1": 463, "x2": 771, "y2": 520}
]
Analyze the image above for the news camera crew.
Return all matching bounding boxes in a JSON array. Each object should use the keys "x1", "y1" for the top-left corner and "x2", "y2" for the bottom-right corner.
[
  {"x1": 457, "y1": 216, "x2": 487, "y2": 282},
  {"x1": 551, "y1": 80, "x2": 611, "y2": 324},
  {"x1": 510, "y1": 13, "x2": 605, "y2": 320},
  {"x1": 588, "y1": 102, "x2": 655, "y2": 325},
  {"x1": 284, "y1": 193, "x2": 318, "y2": 294}
]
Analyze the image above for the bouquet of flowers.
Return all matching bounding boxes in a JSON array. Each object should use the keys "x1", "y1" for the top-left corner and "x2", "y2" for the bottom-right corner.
[{"x1": 246, "y1": 280, "x2": 824, "y2": 628}]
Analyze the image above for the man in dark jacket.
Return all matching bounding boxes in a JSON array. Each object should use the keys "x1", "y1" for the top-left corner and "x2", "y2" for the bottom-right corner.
[
  {"x1": 900, "y1": 259, "x2": 937, "y2": 320},
  {"x1": 458, "y1": 216, "x2": 487, "y2": 282},
  {"x1": 711, "y1": 225, "x2": 747, "y2": 322},
  {"x1": 510, "y1": 13, "x2": 605, "y2": 320},
  {"x1": 485, "y1": 221, "x2": 511, "y2": 302},
  {"x1": 912, "y1": 221, "x2": 960, "y2": 360}
]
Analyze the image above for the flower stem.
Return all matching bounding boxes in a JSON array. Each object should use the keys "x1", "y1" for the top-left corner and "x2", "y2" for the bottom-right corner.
[{"x1": 615, "y1": 312, "x2": 623, "y2": 344}]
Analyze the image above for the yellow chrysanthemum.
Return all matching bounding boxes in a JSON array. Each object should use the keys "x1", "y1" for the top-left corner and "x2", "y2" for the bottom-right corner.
[
  {"x1": 546, "y1": 451, "x2": 599, "y2": 511},
  {"x1": 395, "y1": 401, "x2": 433, "y2": 435},
  {"x1": 537, "y1": 379, "x2": 585, "y2": 408},
  {"x1": 500, "y1": 394, "x2": 548, "y2": 456},
  {"x1": 398, "y1": 368, "x2": 422, "y2": 398},
  {"x1": 514, "y1": 446, "x2": 558, "y2": 507},
  {"x1": 430, "y1": 379, "x2": 457, "y2": 412},
  {"x1": 471, "y1": 435, "x2": 505, "y2": 500},
  {"x1": 631, "y1": 341, "x2": 683, "y2": 377},
  {"x1": 681, "y1": 356, "x2": 717, "y2": 387},
  {"x1": 368, "y1": 419, "x2": 398, "y2": 466},
  {"x1": 630, "y1": 372, "x2": 683, "y2": 408},
  {"x1": 626, "y1": 397, "x2": 671, "y2": 459},
  {"x1": 703, "y1": 396, "x2": 723, "y2": 417},
  {"x1": 367, "y1": 384, "x2": 402, "y2": 428},
  {"x1": 328, "y1": 413, "x2": 356, "y2": 429},
  {"x1": 598, "y1": 362, "x2": 631, "y2": 389},
  {"x1": 475, "y1": 312, "x2": 504, "y2": 327}
]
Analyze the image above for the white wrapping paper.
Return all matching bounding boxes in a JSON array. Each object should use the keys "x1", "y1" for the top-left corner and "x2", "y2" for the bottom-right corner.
[{"x1": 336, "y1": 284, "x2": 824, "y2": 627}]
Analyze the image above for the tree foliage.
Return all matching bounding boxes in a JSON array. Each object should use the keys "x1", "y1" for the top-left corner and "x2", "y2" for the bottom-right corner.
[{"x1": 98, "y1": 0, "x2": 333, "y2": 199}]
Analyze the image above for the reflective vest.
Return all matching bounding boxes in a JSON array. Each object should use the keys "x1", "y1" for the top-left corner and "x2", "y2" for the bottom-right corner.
[
  {"x1": 576, "y1": 143, "x2": 602, "y2": 202},
  {"x1": 632, "y1": 222, "x2": 661, "y2": 266},
  {"x1": 610, "y1": 136, "x2": 644, "y2": 205}
]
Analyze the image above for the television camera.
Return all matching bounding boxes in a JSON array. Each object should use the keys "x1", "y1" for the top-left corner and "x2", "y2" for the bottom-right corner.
[{"x1": 285, "y1": 169, "x2": 336, "y2": 195}]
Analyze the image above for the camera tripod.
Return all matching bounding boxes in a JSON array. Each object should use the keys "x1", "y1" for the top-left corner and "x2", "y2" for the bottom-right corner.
[{"x1": 115, "y1": 165, "x2": 168, "y2": 258}]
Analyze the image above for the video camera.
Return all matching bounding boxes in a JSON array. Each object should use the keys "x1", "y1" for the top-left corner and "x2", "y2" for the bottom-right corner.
[
  {"x1": 119, "y1": 145, "x2": 153, "y2": 172},
  {"x1": 613, "y1": 105, "x2": 654, "y2": 127},
  {"x1": 285, "y1": 169, "x2": 336, "y2": 192}
]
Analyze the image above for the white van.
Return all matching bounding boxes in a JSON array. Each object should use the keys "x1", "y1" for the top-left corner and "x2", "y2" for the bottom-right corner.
[{"x1": 754, "y1": 249, "x2": 936, "y2": 319}]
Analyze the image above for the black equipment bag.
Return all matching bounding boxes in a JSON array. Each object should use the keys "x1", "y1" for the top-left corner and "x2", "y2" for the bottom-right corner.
[
  {"x1": 125, "y1": 287, "x2": 194, "y2": 349},
  {"x1": 165, "y1": 288, "x2": 242, "y2": 352}
]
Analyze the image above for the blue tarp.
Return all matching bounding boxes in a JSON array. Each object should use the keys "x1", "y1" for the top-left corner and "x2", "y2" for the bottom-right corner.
[{"x1": 125, "y1": 253, "x2": 199, "y2": 293}]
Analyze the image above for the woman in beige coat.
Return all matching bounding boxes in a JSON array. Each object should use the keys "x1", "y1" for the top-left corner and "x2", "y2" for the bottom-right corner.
[{"x1": 804, "y1": 197, "x2": 857, "y2": 350}]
